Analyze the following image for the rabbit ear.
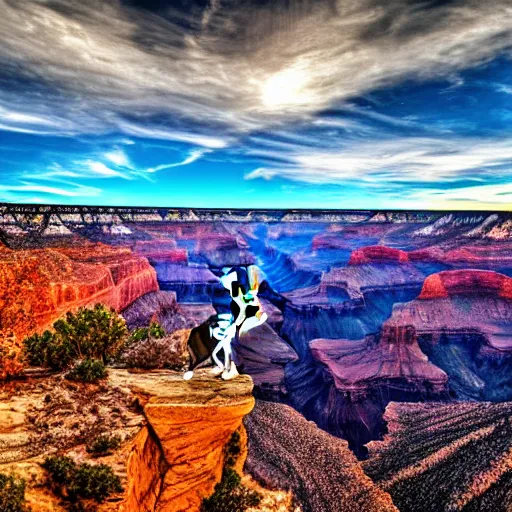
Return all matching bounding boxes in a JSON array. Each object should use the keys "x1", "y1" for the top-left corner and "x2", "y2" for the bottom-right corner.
[
  {"x1": 220, "y1": 270, "x2": 237, "y2": 290},
  {"x1": 247, "y1": 265, "x2": 265, "y2": 291}
]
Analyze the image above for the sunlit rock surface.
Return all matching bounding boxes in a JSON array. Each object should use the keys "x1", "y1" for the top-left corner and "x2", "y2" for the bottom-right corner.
[
  {"x1": 310, "y1": 327, "x2": 448, "y2": 397},
  {"x1": 112, "y1": 370, "x2": 255, "y2": 512},
  {"x1": 388, "y1": 270, "x2": 512, "y2": 400},
  {"x1": 0, "y1": 373, "x2": 144, "y2": 512},
  {"x1": 0, "y1": 243, "x2": 158, "y2": 339}
]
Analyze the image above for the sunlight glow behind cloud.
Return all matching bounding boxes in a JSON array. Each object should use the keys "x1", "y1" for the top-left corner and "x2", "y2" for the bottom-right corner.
[{"x1": 0, "y1": 0, "x2": 511, "y2": 209}]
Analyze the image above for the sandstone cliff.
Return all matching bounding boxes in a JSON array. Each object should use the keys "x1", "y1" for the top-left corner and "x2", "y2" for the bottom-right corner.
[
  {"x1": 111, "y1": 370, "x2": 255, "y2": 512},
  {"x1": 0, "y1": 243, "x2": 158, "y2": 339},
  {"x1": 0, "y1": 370, "x2": 257, "y2": 512}
]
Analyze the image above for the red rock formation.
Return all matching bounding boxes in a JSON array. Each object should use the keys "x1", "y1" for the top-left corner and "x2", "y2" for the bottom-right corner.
[
  {"x1": 409, "y1": 243, "x2": 512, "y2": 269},
  {"x1": 114, "y1": 370, "x2": 255, "y2": 512},
  {"x1": 0, "y1": 243, "x2": 158, "y2": 339},
  {"x1": 349, "y1": 246, "x2": 409, "y2": 265},
  {"x1": 419, "y1": 269, "x2": 512, "y2": 300},
  {"x1": 133, "y1": 240, "x2": 188, "y2": 264},
  {"x1": 384, "y1": 270, "x2": 512, "y2": 351}
]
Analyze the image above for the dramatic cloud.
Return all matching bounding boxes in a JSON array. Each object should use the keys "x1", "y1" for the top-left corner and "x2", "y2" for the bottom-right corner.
[
  {"x1": 0, "y1": 0, "x2": 511, "y2": 137},
  {"x1": 0, "y1": 0, "x2": 511, "y2": 208}
]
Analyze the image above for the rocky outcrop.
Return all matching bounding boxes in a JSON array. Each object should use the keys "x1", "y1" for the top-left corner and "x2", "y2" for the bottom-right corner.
[
  {"x1": 285, "y1": 245, "x2": 426, "y2": 308},
  {"x1": 388, "y1": 270, "x2": 512, "y2": 351},
  {"x1": 153, "y1": 263, "x2": 219, "y2": 302},
  {"x1": 121, "y1": 290, "x2": 215, "y2": 334},
  {"x1": 286, "y1": 322, "x2": 448, "y2": 456},
  {"x1": 281, "y1": 253, "x2": 427, "y2": 357},
  {"x1": 418, "y1": 269, "x2": 512, "y2": 300},
  {"x1": 245, "y1": 400, "x2": 398, "y2": 512},
  {"x1": 112, "y1": 370, "x2": 255, "y2": 512},
  {"x1": 384, "y1": 270, "x2": 512, "y2": 400},
  {"x1": 0, "y1": 373, "x2": 144, "y2": 512},
  {"x1": 0, "y1": 243, "x2": 158, "y2": 339},
  {"x1": 0, "y1": 370, "x2": 257, "y2": 512},
  {"x1": 414, "y1": 212, "x2": 512, "y2": 240},
  {"x1": 310, "y1": 328, "x2": 448, "y2": 397},
  {"x1": 195, "y1": 233, "x2": 255, "y2": 268},
  {"x1": 413, "y1": 213, "x2": 487, "y2": 237},
  {"x1": 348, "y1": 246, "x2": 410, "y2": 265},
  {"x1": 236, "y1": 323, "x2": 299, "y2": 400},
  {"x1": 409, "y1": 244, "x2": 512, "y2": 271}
]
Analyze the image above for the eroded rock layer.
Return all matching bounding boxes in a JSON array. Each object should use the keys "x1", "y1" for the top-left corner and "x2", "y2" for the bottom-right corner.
[
  {"x1": 245, "y1": 400, "x2": 398, "y2": 512},
  {"x1": 364, "y1": 401, "x2": 512, "y2": 512},
  {"x1": 113, "y1": 370, "x2": 255, "y2": 512},
  {"x1": 0, "y1": 243, "x2": 158, "y2": 339}
]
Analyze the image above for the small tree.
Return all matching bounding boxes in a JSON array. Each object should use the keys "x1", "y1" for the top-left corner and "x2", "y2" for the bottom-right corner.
[
  {"x1": 53, "y1": 304, "x2": 128, "y2": 363},
  {"x1": 0, "y1": 472, "x2": 28, "y2": 512},
  {"x1": 24, "y1": 304, "x2": 128, "y2": 371}
]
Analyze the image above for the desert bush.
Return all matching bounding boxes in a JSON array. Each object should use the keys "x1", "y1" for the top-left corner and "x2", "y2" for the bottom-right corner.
[
  {"x1": 24, "y1": 304, "x2": 128, "y2": 370},
  {"x1": 125, "y1": 321, "x2": 166, "y2": 345},
  {"x1": 43, "y1": 455, "x2": 77, "y2": 486},
  {"x1": 43, "y1": 455, "x2": 122, "y2": 506},
  {"x1": 0, "y1": 472, "x2": 29, "y2": 512},
  {"x1": 201, "y1": 431, "x2": 261, "y2": 512},
  {"x1": 86, "y1": 434, "x2": 121, "y2": 457},
  {"x1": 120, "y1": 328, "x2": 190, "y2": 370},
  {"x1": 0, "y1": 330, "x2": 25, "y2": 381},
  {"x1": 201, "y1": 468, "x2": 261, "y2": 512},
  {"x1": 66, "y1": 359, "x2": 107, "y2": 383},
  {"x1": 67, "y1": 463, "x2": 123, "y2": 503}
]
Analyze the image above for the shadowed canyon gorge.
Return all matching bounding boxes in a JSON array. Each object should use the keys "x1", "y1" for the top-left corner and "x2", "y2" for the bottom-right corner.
[{"x1": 1, "y1": 206, "x2": 511, "y2": 511}]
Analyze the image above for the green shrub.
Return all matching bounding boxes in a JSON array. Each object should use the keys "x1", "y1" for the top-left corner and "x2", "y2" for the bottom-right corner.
[
  {"x1": 24, "y1": 329, "x2": 64, "y2": 369},
  {"x1": 24, "y1": 304, "x2": 128, "y2": 371},
  {"x1": 126, "y1": 321, "x2": 165, "y2": 345},
  {"x1": 86, "y1": 434, "x2": 121, "y2": 457},
  {"x1": 67, "y1": 464, "x2": 123, "y2": 503},
  {"x1": 201, "y1": 431, "x2": 261, "y2": 512},
  {"x1": 66, "y1": 359, "x2": 107, "y2": 383},
  {"x1": 0, "y1": 473, "x2": 29, "y2": 512},
  {"x1": 201, "y1": 468, "x2": 261, "y2": 512},
  {"x1": 148, "y1": 321, "x2": 165, "y2": 339},
  {"x1": 43, "y1": 455, "x2": 77, "y2": 485},
  {"x1": 224, "y1": 430, "x2": 241, "y2": 468},
  {"x1": 43, "y1": 455, "x2": 122, "y2": 506}
]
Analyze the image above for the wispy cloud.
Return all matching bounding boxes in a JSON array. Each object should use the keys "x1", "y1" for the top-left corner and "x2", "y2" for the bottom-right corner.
[
  {"x1": 245, "y1": 135, "x2": 512, "y2": 184},
  {"x1": 0, "y1": 0, "x2": 511, "y2": 139},
  {"x1": 147, "y1": 149, "x2": 210, "y2": 173},
  {"x1": 0, "y1": 182, "x2": 101, "y2": 198},
  {"x1": 1, "y1": 0, "x2": 512, "y2": 209}
]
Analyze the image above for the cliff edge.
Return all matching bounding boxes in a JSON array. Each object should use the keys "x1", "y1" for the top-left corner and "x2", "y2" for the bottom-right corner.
[{"x1": 110, "y1": 369, "x2": 255, "y2": 512}]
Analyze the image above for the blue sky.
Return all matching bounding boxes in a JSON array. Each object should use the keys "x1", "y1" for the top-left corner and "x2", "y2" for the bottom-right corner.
[{"x1": 0, "y1": 0, "x2": 511, "y2": 210}]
